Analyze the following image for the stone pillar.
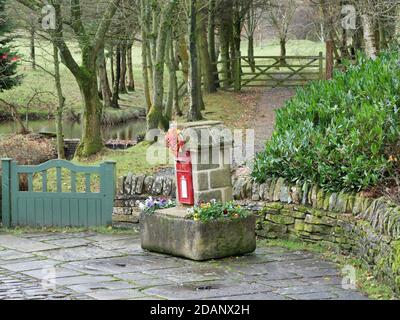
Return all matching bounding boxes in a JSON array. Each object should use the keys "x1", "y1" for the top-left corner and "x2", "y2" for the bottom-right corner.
[{"x1": 175, "y1": 121, "x2": 233, "y2": 205}]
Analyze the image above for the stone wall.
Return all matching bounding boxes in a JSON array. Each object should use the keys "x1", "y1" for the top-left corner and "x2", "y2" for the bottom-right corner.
[
  {"x1": 113, "y1": 173, "x2": 176, "y2": 222},
  {"x1": 233, "y1": 175, "x2": 400, "y2": 294}
]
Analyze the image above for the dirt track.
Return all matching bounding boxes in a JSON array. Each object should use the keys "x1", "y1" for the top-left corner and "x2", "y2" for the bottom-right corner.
[{"x1": 251, "y1": 88, "x2": 296, "y2": 153}]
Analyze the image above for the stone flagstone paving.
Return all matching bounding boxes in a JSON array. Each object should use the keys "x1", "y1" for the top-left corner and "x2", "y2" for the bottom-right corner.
[{"x1": 0, "y1": 231, "x2": 368, "y2": 300}]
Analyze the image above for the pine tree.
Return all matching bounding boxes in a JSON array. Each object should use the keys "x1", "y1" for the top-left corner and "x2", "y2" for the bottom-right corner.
[{"x1": 0, "y1": 0, "x2": 21, "y2": 92}]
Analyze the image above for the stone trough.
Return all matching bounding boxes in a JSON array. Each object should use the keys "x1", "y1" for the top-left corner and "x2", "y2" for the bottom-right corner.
[{"x1": 140, "y1": 208, "x2": 256, "y2": 261}]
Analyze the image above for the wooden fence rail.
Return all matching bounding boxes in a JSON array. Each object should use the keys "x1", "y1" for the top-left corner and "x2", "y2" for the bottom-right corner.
[{"x1": 214, "y1": 52, "x2": 325, "y2": 90}]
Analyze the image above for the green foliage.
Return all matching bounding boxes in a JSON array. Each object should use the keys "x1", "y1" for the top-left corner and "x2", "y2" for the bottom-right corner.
[
  {"x1": 188, "y1": 201, "x2": 250, "y2": 222},
  {"x1": 253, "y1": 50, "x2": 400, "y2": 192},
  {"x1": 0, "y1": 0, "x2": 22, "y2": 91}
]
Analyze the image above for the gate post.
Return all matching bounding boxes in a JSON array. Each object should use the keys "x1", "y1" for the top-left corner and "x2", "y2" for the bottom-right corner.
[
  {"x1": 326, "y1": 40, "x2": 334, "y2": 80},
  {"x1": 100, "y1": 160, "x2": 116, "y2": 226},
  {"x1": 1, "y1": 158, "x2": 12, "y2": 228},
  {"x1": 234, "y1": 50, "x2": 242, "y2": 91},
  {"x1": 319, "y1": 51, "x2": 324, "y2": 80}
]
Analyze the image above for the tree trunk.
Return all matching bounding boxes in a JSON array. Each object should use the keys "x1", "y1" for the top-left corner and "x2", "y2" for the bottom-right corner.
[
  {"x1": 141, "y1": 0, "x2": 152, "y2": 112},
  {"x1": 165, "y1": 33, "x2": 174, "y2": 121},
  {"x1": 187, "y1": 0, "x2": 203, "y2": 122},
  {"x1": 396, "y1": 5, "x2": 400, "y2": 42},
  {"x1": 110, "y1": 46, "x2": 115, "y2": 85},
  {"x1": 197, "y1": 7, "x2": 216, "y2": 93},
  {"x1": 111, "y1": 45, "x2": 121, "y2": 108},
  {"x1": 280, "y1": 37, "x2": 287, "y2": 65},
  {"x1": 119, "y1": 43, "x2": 128, "y2": 94},
  {"x1": 127, "y1": 43, "x2": 135, "y2": 91},
  {"x1": 220, "y1": 18, "x2": 232, "y2": 88},
  {"x1": 147, "y1": 0, "x2": 176, "y2": 131},
  {"x1": 98, "y1": 47, "x2": 112, "y2": 108},
  {"x1": 208, "y1": 0, "x2": 219, "y2": 88},
  {"x1": 75, "y1": 76, "x2": 104, "y2": 158},
  {"x1": 248, "y1": 35, "x2": 255, "y2": 72},
  {"x1": 362, "y1": 13, "x2": 378, "y2": 59},
  {"x1": 52, "y1": 42, "x2": 65, "y2": 159},
  {"x1": 170, "y1": 39, "x2": 182, "y2": 116},
  {"x1": 178, "y1": 37, "x2": 189, "y2": 83},
  {"x1": 30, "y1": 24, "x2": 36, "y2": 70}
]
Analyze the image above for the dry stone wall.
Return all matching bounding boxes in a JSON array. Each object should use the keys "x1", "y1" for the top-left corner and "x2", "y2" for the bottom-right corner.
[
  {"x1": 233, "y1": 175, "x2": 400, "y2": 294},
  {"x1": 114, "y1": 173, "x2": 176, "y2": 221}
]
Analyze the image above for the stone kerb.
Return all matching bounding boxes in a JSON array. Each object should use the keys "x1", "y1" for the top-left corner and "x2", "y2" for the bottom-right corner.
[{"x1": 176, "y1": 121, "x2": 233, "y2": 204}]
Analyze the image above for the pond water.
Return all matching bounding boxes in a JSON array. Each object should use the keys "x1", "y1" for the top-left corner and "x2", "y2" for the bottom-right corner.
[{"x1": 0, "y1": 118, "x2": 147, "y2": 141}]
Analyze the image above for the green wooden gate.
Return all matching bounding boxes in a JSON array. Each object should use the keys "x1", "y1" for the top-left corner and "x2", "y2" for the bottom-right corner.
[
  {"x1": 215, "y1": 52, "x2": 325, "y2": 90},
  {"x1": 1, "y1": 159, "x2": 116, "y2": 228}
]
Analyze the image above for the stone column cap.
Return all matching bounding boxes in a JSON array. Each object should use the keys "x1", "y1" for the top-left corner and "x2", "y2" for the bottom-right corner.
[{"x1": 173, "y1": 121, "x2": 233, "y2": 150}]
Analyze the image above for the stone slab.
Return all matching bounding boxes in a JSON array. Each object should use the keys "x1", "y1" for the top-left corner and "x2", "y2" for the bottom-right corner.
[
  {"x1": 0, "y1": 250, "x2": 34, "y2": 261},
  {"x1": 84, "y1": 289, "x2": 146, "y2": 300},
  {"x1": 44, "y1": 238, "x2": 92, "y2": 248},
  {"x1": 67, "y1": 280, "x2": 138, "y2": 293},
  {"x1": 35, "y1": 246, "x2": 125, "y2": 262},
  {"x1": 0, "y1": 259, "x2": 60, "y2": 272},
  {"x1": 22, "y1": 267, "x2": 83, "y2": 280},
  {"x1": 0, "y1": 235, "x2": 59, "y2": 252}
]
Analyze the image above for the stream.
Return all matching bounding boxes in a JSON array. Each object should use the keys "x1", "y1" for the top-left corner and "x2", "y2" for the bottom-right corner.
[{"x1": 0, "y1": 118, "x2": 147, "y2": 141}]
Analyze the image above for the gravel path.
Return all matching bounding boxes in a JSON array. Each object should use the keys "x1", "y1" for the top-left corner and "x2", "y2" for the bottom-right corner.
[
  {"x1": 232, "y1": 88, "x2": 295, "y2": 167},
  {"x1": 251, "y1": 88, "x2": 296, "y2": 153}
]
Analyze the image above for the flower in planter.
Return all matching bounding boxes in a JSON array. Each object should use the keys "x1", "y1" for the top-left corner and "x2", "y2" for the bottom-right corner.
[
  {"x1": 187, "y1": 200, "x2": 249, "y2": 222},
  {"x1": 137, "y1": 197, "x2": 175, "y2": 214}
]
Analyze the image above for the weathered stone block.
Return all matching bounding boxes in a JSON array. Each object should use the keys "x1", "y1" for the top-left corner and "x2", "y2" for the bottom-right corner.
[
  {"x1": 210, "y1": 168, "x2": 232, "y2": 189},
  {"x1": 162, "y1": 178, "x2": 173, "y2": 196},
  {"x1": 144, "y1": 176, "x2": 155, "y2": 194},
  {"x1": 273, "y1": 178, "x2": 285, "y2": 201},
  {"x1": 279, "y1": 184, "x2": 290, "y2": 203},
  {"x1": 191, "y1": 149, "x2": 220, "y2": 171},
  {"x1": 113, "y1": 207, "x2": 133, "y2": 215},
  {"x1": 152, "y1": 176, "x2": 164, "y2": 195},
  {"x1": 195, "y1": 190, "x2": 222, "y2": 203},
  {"x1": 262, "y1": 221, "x2": 288, "y2": 234},
  {"x1": 304, "y1": 214, "x2": 337, "y2": 226},
  {"x1": 265, "y1": 214, "x2": 295, "y2": 225},
  {"x1": 282, "y1": 209, "x2": 306, "y2": 219},
  {"x1": 252, "y1": 183, "x2": 260, "y2": 201},
  {"x1": 222, "y1": 187, "x2": 233, "y2": 202},
  {"x1": 316, "y1": 189, "x2": 325, "y2": 209},
  {"x1": 135, "y1": 175, "x2": 145, "y2": 194},
  {"x1": 124, "y1": 172, "x2": 133, "y2": 194},
  {"x1": 193, "y1": 172, "x2": 209, "y2": 191},
  {"x1": 294, "y1": 219, "x2": 305, "y2": 231},
  {"x1": 130, "y1": 175, "x2": 138, "y2": 195},
  {"x1": 302, "y1": 182, "x2": 310, "y2": 205},
  {"x1": 140, "y1": 209, "x2": 256, "y2": 261}
]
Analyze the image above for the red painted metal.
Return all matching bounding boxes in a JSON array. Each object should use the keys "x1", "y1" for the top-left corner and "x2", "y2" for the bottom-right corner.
[{"x1": 176, "y1": 151, "x2": 194, "y2": 205}]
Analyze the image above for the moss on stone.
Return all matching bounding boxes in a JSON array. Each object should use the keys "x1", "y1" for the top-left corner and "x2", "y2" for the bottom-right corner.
[{"x1": 265, "y1": 214, "x2": 295, "y2": 225}]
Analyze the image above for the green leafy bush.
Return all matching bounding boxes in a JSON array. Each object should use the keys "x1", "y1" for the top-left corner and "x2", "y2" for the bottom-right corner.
[{"x1": 253, "y1": 50, "x2": 400, "y2": 192}]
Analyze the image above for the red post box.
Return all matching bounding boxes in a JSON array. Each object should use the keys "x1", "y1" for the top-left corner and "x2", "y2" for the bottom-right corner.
[{"x1": 176, "y1": 150, "x2": 194, "y2": 205}]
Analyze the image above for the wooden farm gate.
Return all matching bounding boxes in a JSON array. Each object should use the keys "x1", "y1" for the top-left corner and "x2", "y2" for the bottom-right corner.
[
  {"x1": 1, "y1": 159, "x2": 116, "y2": 228},
  {"x1": 215, "y1": 52, "x2": 325, "y2": 90}
]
